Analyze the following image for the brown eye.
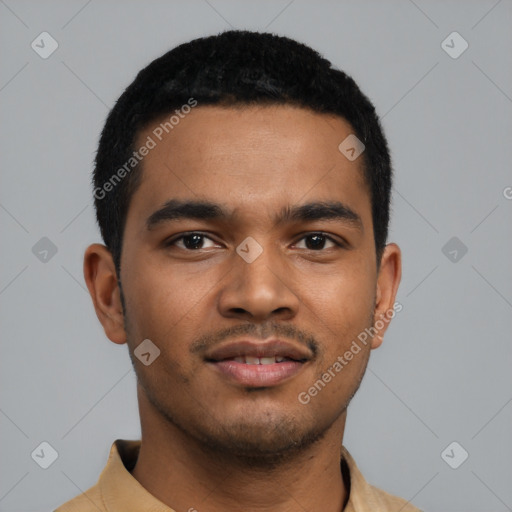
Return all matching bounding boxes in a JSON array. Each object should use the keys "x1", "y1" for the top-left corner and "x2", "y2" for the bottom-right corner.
[
  {"x1": 166, "y1": 233, "x2": 219, "y2": 250},
  {"x1": 295, "y1": 233, "x2": 339, "y2": 251}
]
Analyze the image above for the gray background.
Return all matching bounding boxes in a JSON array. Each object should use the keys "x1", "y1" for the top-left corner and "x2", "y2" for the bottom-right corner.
[{"x1": 1, "y1": 0, "x2": 511, "y2": 510}]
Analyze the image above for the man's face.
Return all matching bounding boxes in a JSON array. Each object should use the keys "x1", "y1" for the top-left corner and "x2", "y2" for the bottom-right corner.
[{"x1": 118, "y1": 105, "x2": 387, "y2": 459}]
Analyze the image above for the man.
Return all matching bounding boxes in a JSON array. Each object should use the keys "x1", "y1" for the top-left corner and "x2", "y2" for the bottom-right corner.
[{"x1": 56, "y1": 30, "x2": 417, "y2": 511}]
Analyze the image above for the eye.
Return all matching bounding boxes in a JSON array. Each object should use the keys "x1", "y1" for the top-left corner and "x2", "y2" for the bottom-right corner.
[
  {"x1": 294, "y1": 233, "x2": 341, "y2": 251},
  {"x1": 166, "y1": 232, "x2": 220, "y2": 250}
]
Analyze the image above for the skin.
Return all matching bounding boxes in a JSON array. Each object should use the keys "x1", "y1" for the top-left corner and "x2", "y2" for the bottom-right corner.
[{"x1": 84, "y1": 105, "x2": 401, "y2": 512}]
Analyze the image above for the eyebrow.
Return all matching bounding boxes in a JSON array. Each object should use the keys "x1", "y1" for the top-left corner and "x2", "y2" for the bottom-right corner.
[{"x1": 145, "y1": 199, "x2": 363, "y2": 232}]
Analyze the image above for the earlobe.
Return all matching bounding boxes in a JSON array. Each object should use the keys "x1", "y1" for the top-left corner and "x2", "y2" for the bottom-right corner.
[
  {"x1": 371, "y1": 332, "x2": 384, "y2": 349},
  {"x1": 371, "y1": 243, "x2": 402, "y2": 349},
  {"x1": 83, "y1": 244, "x2": 127, "y2": 345}
]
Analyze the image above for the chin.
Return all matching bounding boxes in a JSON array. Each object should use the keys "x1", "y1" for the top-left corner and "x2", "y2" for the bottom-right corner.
[
  {"x1": 190, "y1": 412, "x2": 333, "y2": 467},
  {"x1": 143, "y1": 377, "x2": 344, "y2": 467}
]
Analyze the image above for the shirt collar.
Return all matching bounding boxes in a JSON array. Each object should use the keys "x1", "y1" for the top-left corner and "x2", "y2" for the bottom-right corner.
[{"x1": 97, "y1": 439, "x2": 398, "y2": 511}]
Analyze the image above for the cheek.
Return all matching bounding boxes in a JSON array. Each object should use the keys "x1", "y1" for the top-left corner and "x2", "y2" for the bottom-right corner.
[
  {"x1": 125, "y1": 254, "x2": 213, "y2": 336},
  {"x1": 124, "y1": 259, "x2": 222, "y2": 380},
  {"x1": 303, "y1": 294, "x2": 372, "y2": 410},
  {"x1": 320, "y1": 275, "x2": 374, "y2": 384},
  {"x1": 301, "y1": 266, "x2": 375, "y2": 338}
]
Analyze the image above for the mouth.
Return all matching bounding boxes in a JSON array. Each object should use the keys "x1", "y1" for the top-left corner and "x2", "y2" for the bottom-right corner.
[
  {"x1": 205, "y1": 339, "x2": 312, "y2": 387},
  {"x1": 228, "y1": 355, "x2": 297, "y2": 364}
]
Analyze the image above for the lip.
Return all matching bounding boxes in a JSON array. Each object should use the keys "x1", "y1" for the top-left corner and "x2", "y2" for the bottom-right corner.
[
  {"x1": 211, "y1": 359, "x2": 305, "y2": 387},
  {"x1": 205, "y1": 339, "x2": 312, "y2": 387},
  {"x1": 205, "y1": 339, "x2": 313, "y2": 362}
]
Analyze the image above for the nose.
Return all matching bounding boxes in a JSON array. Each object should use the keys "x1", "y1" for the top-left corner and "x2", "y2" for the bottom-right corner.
[{"x1": 217, "y1": 244, "x2": 300, "y2": 323}]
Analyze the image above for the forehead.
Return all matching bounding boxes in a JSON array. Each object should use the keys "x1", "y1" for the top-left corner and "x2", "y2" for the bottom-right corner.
[{"x1": 128, "y1": 105, "x2": 370, "y2": 227}]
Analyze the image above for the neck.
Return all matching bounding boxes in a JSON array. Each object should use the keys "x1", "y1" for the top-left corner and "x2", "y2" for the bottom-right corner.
[{"x1": 131, "y1": 385, "x2": 349, "y2": 512}]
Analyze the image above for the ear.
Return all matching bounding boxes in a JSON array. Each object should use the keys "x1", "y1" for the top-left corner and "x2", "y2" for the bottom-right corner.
[
  {"x1": 371, "y1": 243, "x2": 402, "y2": 349},
  {"x1": 83, "y1": 243, "x2": 127, "y2": 345}
]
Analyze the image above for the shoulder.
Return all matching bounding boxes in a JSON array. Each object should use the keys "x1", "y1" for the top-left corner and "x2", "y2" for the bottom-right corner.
[
  {"x1": 359, "y1": 483, "x2": 422, "y2": 512},
  {"x1": 53, "y1": 483, "x2": 105, "y2": 512},
  {"x1": 341, "y1": 446, "x2": 422, "y2": 512}
]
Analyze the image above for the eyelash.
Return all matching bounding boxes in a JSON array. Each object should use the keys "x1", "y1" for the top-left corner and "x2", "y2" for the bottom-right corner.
[{"x1": 164, "y1": 232, "x2": 345, "y2": 251}]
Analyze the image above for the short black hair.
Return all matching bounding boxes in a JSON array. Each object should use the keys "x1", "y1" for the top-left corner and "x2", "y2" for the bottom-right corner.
[{"x1": 93, "y1": 30, "x2": 392, "y2": 276}]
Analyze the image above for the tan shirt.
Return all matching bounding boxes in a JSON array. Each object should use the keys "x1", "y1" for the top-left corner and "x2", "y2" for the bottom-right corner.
[{"x1": 55, "y1": 439, "x2": 421, "y2": 512}]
